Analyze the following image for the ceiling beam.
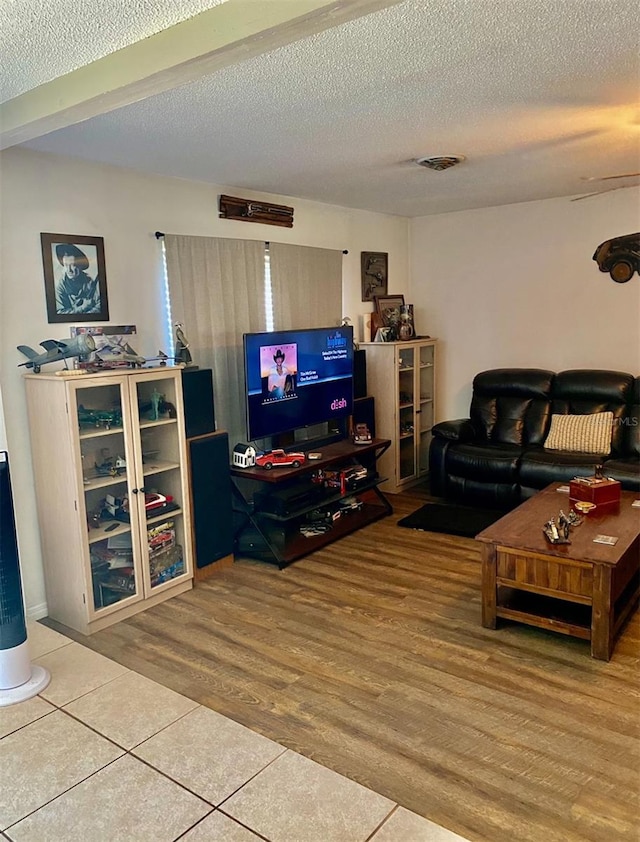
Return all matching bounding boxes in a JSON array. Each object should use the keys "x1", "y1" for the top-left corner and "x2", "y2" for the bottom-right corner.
[{"x1": 0, "y1": 0, "x2": 402, "y2": 150}]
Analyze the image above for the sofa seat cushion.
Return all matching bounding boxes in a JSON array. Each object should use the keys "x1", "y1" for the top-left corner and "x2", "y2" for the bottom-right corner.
[
  {"x1": 446, "y1": 443, "x2": 522, "y2": 483},
  {"x1": 519, "y1": 448, "x2": 600, "y2": 490},
  {"x1": 602, "y1": 458, "x2": 640, "y2": 492}
]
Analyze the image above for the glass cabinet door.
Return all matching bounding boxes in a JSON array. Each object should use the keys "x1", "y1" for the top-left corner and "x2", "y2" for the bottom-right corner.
[
  {"x1": 398, "y1": 346, "x2": 416, "y2": 481},
  {"x1": 417, "y1": 344, "x2": 435, "y2": 475},
  {"x1": 73, "y1": 379, "x2": 141, "y2": 613},
  {"x1": 134, "y1": 375, "x2": 189, "y2": 592}
]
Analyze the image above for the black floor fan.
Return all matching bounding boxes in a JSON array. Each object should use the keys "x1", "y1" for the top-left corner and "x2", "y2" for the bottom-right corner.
[{"x1": 0, "y1": 451, "x2": 50, "y2": 706}]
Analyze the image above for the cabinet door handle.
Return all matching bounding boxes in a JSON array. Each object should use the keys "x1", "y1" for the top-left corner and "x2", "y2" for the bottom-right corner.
[{"x1": 132, "y1": 488, "x2": 139, "y2": 494}]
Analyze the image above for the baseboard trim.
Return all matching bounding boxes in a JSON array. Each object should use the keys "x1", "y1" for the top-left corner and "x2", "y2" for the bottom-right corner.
[{"x1": 26, "y1": 602, "x2": 48, "y2": 621}]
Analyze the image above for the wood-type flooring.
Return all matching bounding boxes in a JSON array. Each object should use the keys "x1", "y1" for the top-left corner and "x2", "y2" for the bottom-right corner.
[{"x1": 57, "y1": 487, "x2": 640, "y2": 842}]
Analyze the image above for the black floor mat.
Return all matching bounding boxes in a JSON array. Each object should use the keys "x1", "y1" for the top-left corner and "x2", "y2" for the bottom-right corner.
[{"x1": 397, "y1": 502, "x2": 504, "y2": 537}]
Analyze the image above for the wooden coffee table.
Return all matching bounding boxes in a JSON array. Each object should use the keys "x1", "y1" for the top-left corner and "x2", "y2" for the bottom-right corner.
[{"x1": 476, "y1": 483, "x2": 640, "y2": 660}]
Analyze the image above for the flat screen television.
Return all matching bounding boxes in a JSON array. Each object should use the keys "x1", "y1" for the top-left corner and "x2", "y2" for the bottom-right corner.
[{"x1": 243, "y1": 326, "x2": 354, "y2": 443}]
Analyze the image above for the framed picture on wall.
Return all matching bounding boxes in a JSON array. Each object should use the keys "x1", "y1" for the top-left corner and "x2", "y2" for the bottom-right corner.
[
  {"x1": 40, "y1": 232, "x2": 110, "y2": 323},
  {"x1": 361, "y1": 252, "x2": 388, "y2": 302}
]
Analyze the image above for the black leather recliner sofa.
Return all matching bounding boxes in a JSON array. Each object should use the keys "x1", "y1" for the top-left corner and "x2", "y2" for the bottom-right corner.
[{"x1": 429, "y1": 369, "x2": 639, "y2": 508}]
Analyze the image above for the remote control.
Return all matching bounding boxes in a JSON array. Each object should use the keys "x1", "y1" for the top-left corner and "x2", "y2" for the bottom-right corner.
[{"x1": 104, "y1": 522, "x2": 119, "y2": 532}]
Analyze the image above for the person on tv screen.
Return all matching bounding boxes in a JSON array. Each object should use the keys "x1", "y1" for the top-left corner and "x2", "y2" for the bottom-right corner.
[{"x1": 267, "y1": 349, "x2": 292, "y2": 398}]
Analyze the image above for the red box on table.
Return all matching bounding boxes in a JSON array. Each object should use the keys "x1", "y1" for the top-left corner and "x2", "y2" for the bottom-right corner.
[{"x1": 569, "y1": 477, "x2": 621, "y2": 509}]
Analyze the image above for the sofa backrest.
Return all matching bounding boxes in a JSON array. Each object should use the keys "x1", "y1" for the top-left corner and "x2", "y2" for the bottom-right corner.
[
  {"x1": 470, "y1": 369, "x2": 554, "y2": 446},
  {"x1": 623, "y1": 377, "x2": 639, "y2": 458},
  {"x1": 550, "y1": 370, "x2": 634, "y2": 456}
]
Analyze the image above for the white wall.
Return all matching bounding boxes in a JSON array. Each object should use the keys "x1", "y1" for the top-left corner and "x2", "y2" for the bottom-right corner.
[
  {"x1": 410, "y1": 190, "x2": 640, "y2": 420},
  {"x1": 0, "y1": 146, "x2": 409, "y2": 617},
  {"x1": 0, "y1": 393, "x2": 6, "y2": 451}
]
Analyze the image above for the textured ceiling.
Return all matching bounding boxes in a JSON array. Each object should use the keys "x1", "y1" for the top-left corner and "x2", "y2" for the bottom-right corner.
[
  {"x1": 4, "y1": 0, "x2": 640, "y2": 216},
  {"x1": 0, "y1": 0, "x2": 228, "y2": 102}
]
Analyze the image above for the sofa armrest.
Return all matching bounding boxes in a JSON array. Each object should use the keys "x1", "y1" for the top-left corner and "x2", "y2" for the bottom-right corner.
[{"x1": 432, "y1": 419, "x2": 476, "y2": 442}]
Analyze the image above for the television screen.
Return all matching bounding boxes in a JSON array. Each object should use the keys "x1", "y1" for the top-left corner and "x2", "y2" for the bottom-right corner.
[{"x1": 244, "y1": 326, "x2": 354, "y2": 442}]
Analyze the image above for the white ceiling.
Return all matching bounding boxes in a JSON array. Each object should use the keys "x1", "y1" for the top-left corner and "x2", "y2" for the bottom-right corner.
[{"x1": 2, "y1": 0, "x2": 639, "y2": 217}]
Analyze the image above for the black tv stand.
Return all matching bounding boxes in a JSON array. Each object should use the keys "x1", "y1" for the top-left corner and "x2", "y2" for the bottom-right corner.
[{"x1": 231, "y1": 438, "x2": 392, "y2": 568}]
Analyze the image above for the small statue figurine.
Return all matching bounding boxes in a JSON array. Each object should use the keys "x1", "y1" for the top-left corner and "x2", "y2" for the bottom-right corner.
[
  {"x1": 150, "y1": 389, "x2": 162, "y2": 421},
  {"x1": 174, "y1": 323, "x2": 193, "y2": 366},
  {"x1": 594, "y1": 463, "x2": 604, "y2": 480},
  {"x1": 543, "y1": 508, "x2": 583, "y2": 544},
  {"x1": 557, "y1": 510, "x2": 571, "y2": 542}
]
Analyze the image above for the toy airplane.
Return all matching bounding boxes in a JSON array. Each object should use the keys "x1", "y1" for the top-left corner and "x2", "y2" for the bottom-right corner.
[
  {"x1": 93, "y1": 342, "x2": 146, "y2": 368},
  {"x1": 17, "y1": 335, "x2": 96, "y2": 373},
  {"x1": 90, "y1": 347, "x2": 170, "y2": 370}
]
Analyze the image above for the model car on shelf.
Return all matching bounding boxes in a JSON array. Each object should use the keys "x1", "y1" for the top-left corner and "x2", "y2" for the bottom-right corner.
[
  {"x1": 254, "y1": 449, "x2": 306, "y2": 469},
  {"x1": 353, "y1": 423, "x2": 373, "y2": 445},
  {"x1": 145, "y1": 492, "x2": 174, "y2": 511}
]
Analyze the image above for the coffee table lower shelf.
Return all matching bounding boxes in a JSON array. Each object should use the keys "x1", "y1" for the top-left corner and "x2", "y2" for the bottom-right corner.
[{"x1": 496, "y1": 587, "x2": 592, "y2": 640}]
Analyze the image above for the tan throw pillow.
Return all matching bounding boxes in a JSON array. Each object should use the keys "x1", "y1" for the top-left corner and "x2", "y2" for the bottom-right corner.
[{"x1": 544, "y1": 412, "x2": 613, "y2": 454}]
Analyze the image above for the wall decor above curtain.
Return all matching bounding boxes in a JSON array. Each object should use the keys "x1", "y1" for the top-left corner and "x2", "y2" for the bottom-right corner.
[
  {"x1": 219, "y1": 194, "x2": 294, "y2": 228},
  {"x1": 40, "y1": 233, "x2": 109, "y2": 323}
]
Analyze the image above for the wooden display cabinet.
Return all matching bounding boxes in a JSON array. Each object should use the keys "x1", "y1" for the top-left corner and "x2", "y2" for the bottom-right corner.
[
  {"x1": 24, "y1": 368, "x2": 193, "y2": 635},
  {"x1": 360, "y1": 338, "x2": 437, "y2": 493}
]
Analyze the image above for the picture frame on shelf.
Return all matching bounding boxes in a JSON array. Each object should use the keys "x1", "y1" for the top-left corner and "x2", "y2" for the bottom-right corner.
[
  {"x1": 70, "y1": 325, "x2": 137, "y2": 369},
  {"x1": 374, "y1": 294, "x2": 405, "y2": 327},
  {"x1": 374, "y1": 326, "x2": 393, "y2": 342},
  {"x1": 361, "y1": 252, "x2": 388, "y2": 302},
  {"x1": 40, "y1": 232, "x2": 109, "y2": 323}
]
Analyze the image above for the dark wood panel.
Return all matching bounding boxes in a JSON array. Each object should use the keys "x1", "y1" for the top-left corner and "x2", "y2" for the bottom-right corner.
[{"x1": 51, "y1": 486, "x2": 640, "y2": 842}]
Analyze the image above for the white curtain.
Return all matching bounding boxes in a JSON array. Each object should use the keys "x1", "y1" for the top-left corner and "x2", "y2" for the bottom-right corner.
[
  {"x1": 269, "y1": 243, "x2": 343, "y2": 330},
  {"x1": 164, "y1": 235, "x2": 266, "y2": 447}
]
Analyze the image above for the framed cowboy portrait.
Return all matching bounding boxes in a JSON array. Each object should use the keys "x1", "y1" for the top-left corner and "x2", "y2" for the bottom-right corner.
[{"x1": 40, "y1": 232, "x2": 110, "y2": 323}]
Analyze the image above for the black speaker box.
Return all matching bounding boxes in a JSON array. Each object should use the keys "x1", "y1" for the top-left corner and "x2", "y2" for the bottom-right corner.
[
  {"x1": 187, "y1": 432, "x2": 234, "y2": 570},
  {"x1": 353, "y1": 395, "x2": 375, "y2": 437},
  {"x1": 181, "y1": 368, "x2": 215, "y2": 440},
  {"x1": 354, "y1": 349, "x2": 367, "y2": 400}
]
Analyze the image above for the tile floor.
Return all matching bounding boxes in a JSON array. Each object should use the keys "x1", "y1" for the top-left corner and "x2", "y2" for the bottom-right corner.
[{"x1": 0, "y1": 622, "x2": 470, "y2": 842}]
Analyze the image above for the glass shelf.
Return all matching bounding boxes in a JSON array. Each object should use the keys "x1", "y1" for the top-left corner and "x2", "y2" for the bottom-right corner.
[
  {"x1": 138, "y1": 418, "x2": 178, "y2": 430},
  {"x1": 83, "y1": 474, "x2": 128, "y2": 492},
  {"x1": 142, "y1": 459, "x2": 180, "y2": 477},
  {"x1": 79, "y1": 426, "x2": 124, "y2": 440},
  {"x1": 88, "y1": 522, "x2": 131, "y2": 545}
]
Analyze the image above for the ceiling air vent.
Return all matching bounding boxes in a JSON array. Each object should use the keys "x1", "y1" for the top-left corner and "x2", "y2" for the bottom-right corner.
[{"x1": 415, "y1": 155, "x2": 465, "y2": 171}]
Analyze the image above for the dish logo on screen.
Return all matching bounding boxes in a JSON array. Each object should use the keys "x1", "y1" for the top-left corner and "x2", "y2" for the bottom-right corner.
[{"x1": 331, "y1": 397, "x2": 348, "y2": 410}]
